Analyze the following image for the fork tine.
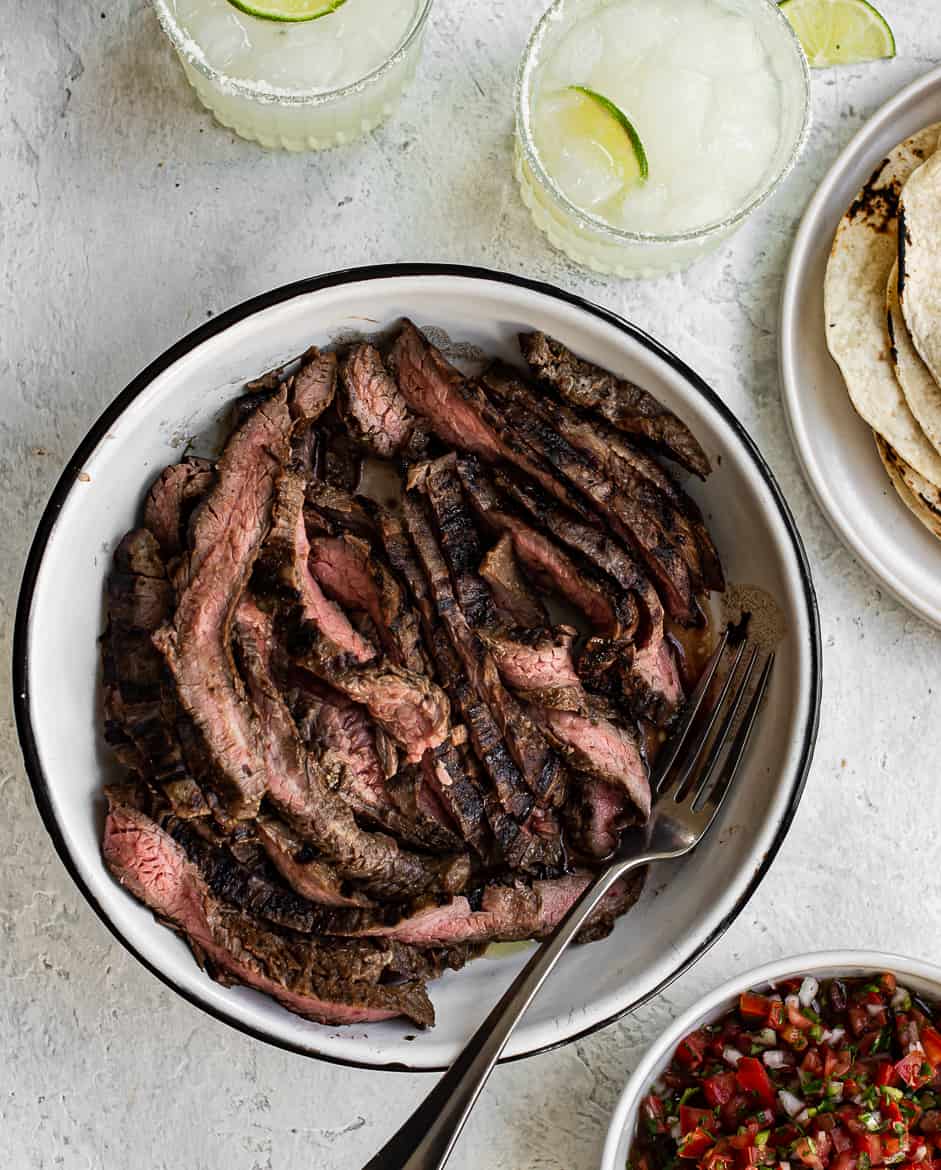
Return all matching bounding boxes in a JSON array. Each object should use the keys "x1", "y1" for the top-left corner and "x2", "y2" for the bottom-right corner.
[
  {"x1": 689, "y1": 645, "x2": 760, "y2": 810},
  {"x1": 652, "y1": 627, "x2": 730, "y2": 795},
  {"x1": 658, "y1": 635, "x2": 749, "y2": 800},
  {"x1": 698, "y1": 651, "x2": 775, "y2": 816}
]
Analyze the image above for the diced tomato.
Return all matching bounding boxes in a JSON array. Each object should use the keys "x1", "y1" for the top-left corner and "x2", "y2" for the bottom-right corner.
[
  {"x1": 843, "y1": 1078, "x2": 860, "y2": 1099},
  {"x1": 719, "y1": 1094, "x2": 751, "y2": 1131},
  {"x1": 884, "y1": 1100, "x2": 903, "y2": 1126},
  {"x1": 768, "y1": 1000, "x2": 786, "y2": 1030},
  {"x1": 879, "y1": 973, "x2": 897, "y2": 994},
  {"x1": 741, "y1": 993, "x2": 776, "y2": 1021},
  {"x1": 678, "y1": 1126, "x2": 715, "y2": 1159},
  {"x1": 830, "y1": 1152, "x2": 857, "y2": 1170},
  {"x1": 794, "y1": 1136, "x2": 824, "y2": 1169},
  {"x1": 677, "y1": 1030, "x2": 708, "y2": 1067},
  {"x1": 736, "y1": 1058, "x2": 777, "y2": 1108},
  {"x1": 703, "y1": 1151, "x2": 735, "y2": 1170},
  {"x1": 825, "y1": 1048, "x2": 853, "y2": 1079},
  {"x1": 853, "y1": 1132, "x2": 883, "y2": 1164},
  {"x1": 780, "y1": 1024, "x2": 810, "y2": 1051},
  {"x1": 922, "y1": 1028, "x2": 941, "y2": 1066},
  {"x1": 876, "y1": 1061, "x2": 899, "y2": 1087},
  {"x1": 680, "y1": 1105, "x2": 714, "y2": 1136},
  {"x1": 641, "y1": 1096, "x2": 667, "y2": 1133},
  {"x1": 787, "y1": 1000, "x2": 816, "y2": 1032},
  {"x1": 704, "y1": 1073, "x2": 738, "y2": 1108},
  {"x1": 848, "y1": 1006, "x2": 870, "y2": 1037},
  {"x1": 802, "y1": 1049, "x2": 825, "y2": 1077},
  {"x1": 861, "y1": 992, "x2": 888, "y2": 1029},
  {"x1": 772, "y1": 1125, "x2": 801, "y2": 1149},
  {"x1": 897, "y1": 1051, "x2": 935, "y2": 1090}
]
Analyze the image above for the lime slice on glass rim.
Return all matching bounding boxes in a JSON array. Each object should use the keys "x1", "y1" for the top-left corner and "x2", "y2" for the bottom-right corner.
[
  {"x1": 779, "y1": 0, "x2": 895, "y2": 67},
  {"x1": 226, "y1": 0, "x2": 347, "y2": 22},
  {"x1": 564, "y1": 85, "x2": 649, "y2": 186}
]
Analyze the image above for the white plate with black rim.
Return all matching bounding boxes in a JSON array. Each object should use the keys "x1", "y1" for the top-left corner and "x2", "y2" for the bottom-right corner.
[
  {"x1": 780, "y1": 65, "x2": 941, "y2": 629},
  {"x1": 14, "y1": 264, "x2": 820, "y2": 1071}
]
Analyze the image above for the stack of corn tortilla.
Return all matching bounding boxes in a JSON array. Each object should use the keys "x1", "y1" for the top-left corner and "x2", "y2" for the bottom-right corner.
[{"x1": 825, "y1": 122, "x2": 941, "y2": 540}]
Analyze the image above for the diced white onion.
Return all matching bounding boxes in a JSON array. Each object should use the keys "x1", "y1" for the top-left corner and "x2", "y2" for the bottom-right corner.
[
  {"x1": 866, "y1": 1003, "x2": 884, "y2": 1017},
  {"x1": 723, "y1": 1046, "x2": 743, "y2": 1066},
  {"x1": 652, "y1": 1079, "x2": 667, "y2": 1095},
  {"x1": 828, "y1": 1081, "x2": 844, "y2": 1100},
  {"x1": 799, "y1": 977, "x2": 819, "y2": 1007},
  {"x1": 914, "y1": 1146, "x2": 928, "y2": 1163},
  {"x1": 892, "y1": 987, "x2": 912, "y2": 1011},
  {"x1": 764, "y1": 1050, "x2": 790, "y2": 1069},
  {"x1": 778, "y1": 1089, "x2": 805, "y2": 1117},
  {"x1": 757, "y1": 1028, "x2": 778, "y2": 1047},
  {"x1": 786, "y1": 994, "x2": 801, "y2": 1014},
  {"x1": 795, "y1": 1109, "x2": 812, "y2": 1126},
  {"x1": 821, "y1": 1026, "x2": 846, "y2": 1046},
  {"x1": 864, "y1": 1111, "x2": 883, "y2": 1131},
  {"x1": 670, "y1": 1122, "x2": 682, "y2": 1140},
  {"x1": 779, "y1": 1162, "x2": 791, "y2": 1170}
]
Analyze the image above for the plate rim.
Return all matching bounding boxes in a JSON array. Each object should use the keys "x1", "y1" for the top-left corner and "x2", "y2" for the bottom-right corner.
[
  {"x1": 13, "y1": 262, "x2": 822, "y2": 1072},
  {"x1": 779, "y1": 64, "x2": 941, "y2": 630}
]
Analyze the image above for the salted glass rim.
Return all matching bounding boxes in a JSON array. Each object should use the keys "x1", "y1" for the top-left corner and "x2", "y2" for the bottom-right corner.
[
  {"x1": 152, "y1": 0, "x2": 434, "y2": 105},
  {"x1": 515, "y1": 0, "x2": 812, "y2": 245}
]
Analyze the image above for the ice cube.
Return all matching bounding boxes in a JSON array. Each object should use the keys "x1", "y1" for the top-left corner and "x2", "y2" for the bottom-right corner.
[
  {"x1": 547, "y1": 135, "x2": 625, "y2": 210},
  {"x1": 179, "y1": 0, "x2": 251, "y2": 70},
  {"x1": 544, "y1": 18, "x2": 605, "y2": 88}
]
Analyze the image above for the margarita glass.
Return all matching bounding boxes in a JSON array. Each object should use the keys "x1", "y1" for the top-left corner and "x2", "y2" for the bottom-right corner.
[
  {"x1": 153, "y1": 0, "x2": 433, "y2": 150},
  {"x1": 515, "y1": 0, "x2": 810, "y2": 278}
]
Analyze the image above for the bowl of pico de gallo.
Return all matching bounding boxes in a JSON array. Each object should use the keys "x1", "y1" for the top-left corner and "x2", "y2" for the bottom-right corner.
[{"x1": 602, "y1": 953, "x2": 941, "y2": 1170}]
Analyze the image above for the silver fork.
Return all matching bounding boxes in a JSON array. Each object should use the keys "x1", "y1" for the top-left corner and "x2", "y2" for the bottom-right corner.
[{"x1": 363, "y1": 631, "x2": 774, "y2": 1170}]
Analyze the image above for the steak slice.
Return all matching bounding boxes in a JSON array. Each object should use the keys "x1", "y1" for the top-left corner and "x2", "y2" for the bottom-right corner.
[
  {"x1": 144, "y1": 459, "x2": 216, "y2": 562},
  {"x1": 374, "y1": 510, "x2": 541, "y2": 858},
  {"x1": 305, "y1": 481, "x2": 376, "y2": 540},
  {"x1": 519, "y1": 331, "x2": 711, "y2": 479},
  {"x1": 354, "y1": 871, "x2": 643, "y2": 947},
  {"x1": 154, "y1": 392, "x2": 292, "y2": 819},
  {"x1": 479, "y1": 535, "x2": 549, "y2": 628},
  {"x1": 479, "y1": 366, "x2": 698, "y2": 625},
  {"x1": 421, "y1": 456, "x2": 498, "y2": 629},
  {"x1": 291, "y1": 347, "x2": 338, "y2": 424},
  {"x1": 308, "y1": 531, "x2": 431, "y2": 675},
  {"x1": 102, "y1": 795, "x2": 435, "y2": 1027},
  {"x1": 235, "y1": 597, "x2": 468, "y2": 898},
  {"x1": 388, "y1": 320, "x2": 593, "y2": 521},
  {"x1": 527, "y1": 705, "x2": 650, "y2": 820},
  {"x1": 457, "y1": 459, "x2": 630, "y2": 637},
  {"x1": 484, "y1": 364, "x2": 722, "y2": 593},
  {"x1": 481, "y1": 625, "x2": 581, "y2": 700},
  {"x1": 340, "y1": 342, "x2": 418, "y2": 458},
  {"x1": 492, "y1": 470, "x2": 683, "y2": 723},
  {"x1": 404, "y1": 492, "x2": 568, "y2": 812},
  {"x1": 566, "y1": 778, "x2": 633, "y2": 860},
  {"x1": 254, "y1": 817, "x2": 372, "y2": 908}
]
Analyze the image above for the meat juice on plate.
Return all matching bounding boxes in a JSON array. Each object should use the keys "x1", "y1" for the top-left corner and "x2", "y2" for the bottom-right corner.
[
  {"x1": 154, "y1": 0, "x2": 428, "y2": 150},
  {"x1": 516, "y1": 0, "x2": 809, "y2": 276}
]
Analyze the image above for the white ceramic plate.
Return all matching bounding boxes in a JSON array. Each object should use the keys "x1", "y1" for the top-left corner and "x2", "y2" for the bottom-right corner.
[
  {"x1": 14, "y1": 265, "x2": 820, "y2": 1071},
  {"x1": 601, "y1": 950, "x2": 941, "y2": 1170},
  {"x1": 780, "y1": 66, "x2": 941, "y2": 628}
]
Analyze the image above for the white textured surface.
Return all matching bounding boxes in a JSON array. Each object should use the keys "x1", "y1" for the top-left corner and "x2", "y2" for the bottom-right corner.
[{"x1": 3, "y1": 3, "x2": 941, "y2": 1166}]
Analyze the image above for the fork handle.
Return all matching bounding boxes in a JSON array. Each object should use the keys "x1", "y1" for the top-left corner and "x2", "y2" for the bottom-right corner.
[{"x1": 362, "y1": 852, "x2": 657, "y2": 1170}]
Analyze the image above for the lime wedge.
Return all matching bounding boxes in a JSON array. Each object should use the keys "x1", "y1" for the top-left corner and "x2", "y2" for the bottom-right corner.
[
  {"x1": 567, "y1": 85, "x2": 649, "y2": 184},
  {"x1": 779, "y1": 0, "x2": 895, "y2": 67},
  {"x1": 226, "y1": 0, "x2": 347, "y2": 22}
]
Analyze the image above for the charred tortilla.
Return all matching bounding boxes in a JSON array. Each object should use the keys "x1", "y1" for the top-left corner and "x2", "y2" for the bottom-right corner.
[
  {"x1": 898, "y1": 147, "x2": 941, "y2": 393},
  {"x1": 886, "y1": 260, "x2": 941, "y2": 460},
  {"x1": 875, "y1": 433, "x2": 941, "y2": 541}
]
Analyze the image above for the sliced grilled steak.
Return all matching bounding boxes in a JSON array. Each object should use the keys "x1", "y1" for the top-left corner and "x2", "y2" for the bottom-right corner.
[
  {"x1": 144, "y1": 459, "x2": 216, "y2": 562},
  {"x1": 291, "y1": 347, "x2": 337, "y2": 424},
  {"x1": 404, "y1": 492, "x2": 568, "y2": 812},
  {"x1": 422, "y1": 455, "x2": 498, "y2": 629},
  {"x1": 480, "y1": 366, "x2": 698, "y2": 625},
  {"x1": 457, "y1": 459, "x2": 630, "y2": 636},
  {"x1": 519, "y1": 331, "x2": 711, "y2": 479},
  {"x1": 305, "y1": 481, "x2": 376, "y2": 540},
  {"x1": 308, "y1": 531, "x2": 431, "y2": 675},
  {"x1": 258, "y1": 471, "x2": 375, "y2": 664},
  {"x1": 491, "y1": 470, "x2": 683, "y2": 723},
  {"x1": 481, "y1": 625, "x2": 581, "y2": 700},
  {"x1": 566, "y1": 778, "x2": 633, "y2": 859},
  {"x1": 153, "y1": 392, "x2": 291, "y2": 819},
  {"x1": 340, "y1": 342, "x2": 418, "y2": 458},
  {"x1": 388, "y1": 320, "x2": 593, "y2": 521},
  {"x1": 484, "y1": 364, "x2": 722, "y2": 593},
  {"x1": 528, "y1": 705, "x2": 650, "y2": 820},
  {"x1": 354, "y1": 872, "x2": 642, "y2": 947},
  {"x1": 479, "y1": 535, "x2": 549, "y2": 628},
  {"x1": 254, "y1": 817, "x2": 373, "y2": 908},
  {"x1": 234, "y1": 598, "x2": 468, "y2": 898},
  {"x1": 298, "y1": 683, "x2": 459, "y2": 852},
  {"x1": 102, "y1": 795, "x2": 436, "y2": 1026}
]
